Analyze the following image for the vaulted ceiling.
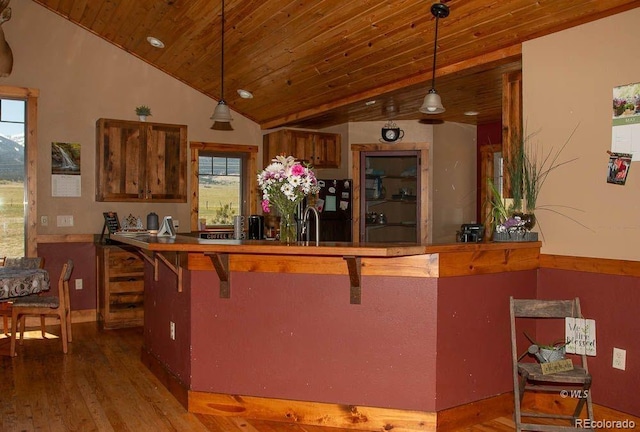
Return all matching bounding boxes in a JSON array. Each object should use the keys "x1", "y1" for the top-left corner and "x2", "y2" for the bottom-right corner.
[{"x1": 32, "y1": 0, "x2": 639, "y2": 130}]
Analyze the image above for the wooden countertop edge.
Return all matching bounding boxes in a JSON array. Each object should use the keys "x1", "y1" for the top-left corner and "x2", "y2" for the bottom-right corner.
[{"x1": 109, "y1": 234, "x2": 541, "y2": 257}]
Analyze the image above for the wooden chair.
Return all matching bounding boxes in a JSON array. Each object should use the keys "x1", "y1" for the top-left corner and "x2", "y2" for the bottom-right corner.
[
  {"x1": 0, "y1": 257, "x2": 44, "y2": 335},
  {"x1": 510, "y1": 297, "x2": 594, "y2": 431},
  {"x1": 10, "y1": 260, "x2": 73, "y2": 356}
]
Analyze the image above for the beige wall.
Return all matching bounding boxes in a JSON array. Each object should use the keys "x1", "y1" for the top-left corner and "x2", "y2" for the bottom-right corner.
[
  {"x1": 4, "y1": 1, "x2": 261, "y2": 235},
  {"x1": 432, "y1": 122, "x2": 477, "y2": 243},
  {"x1": 523, "y1": 7, "x2": 640, "y2": 260}
]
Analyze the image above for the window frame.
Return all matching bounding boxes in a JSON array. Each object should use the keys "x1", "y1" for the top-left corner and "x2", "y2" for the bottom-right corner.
[
  {"x1": 0, "y1": 86, "x2": 39, "y2": 257},
  {"x1": 189, "y1": 142, "x2": 258, "y2": 231}
]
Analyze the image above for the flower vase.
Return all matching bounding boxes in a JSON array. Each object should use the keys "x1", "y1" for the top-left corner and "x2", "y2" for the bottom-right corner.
[{"x1": 279, "y1": 212, "x2": 297, "y2": 244}]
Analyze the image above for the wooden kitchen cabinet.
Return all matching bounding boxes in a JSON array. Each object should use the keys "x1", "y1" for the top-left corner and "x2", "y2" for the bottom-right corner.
[
  {"x1": 96, "y1": 118, "x2": 188, "y2": 202},
  {"x1": 263, "y1": 129, "x2": 341, "y2": 168},
  {"x1": 97, "y1": 244, "x2": 144, "y2": 329}
]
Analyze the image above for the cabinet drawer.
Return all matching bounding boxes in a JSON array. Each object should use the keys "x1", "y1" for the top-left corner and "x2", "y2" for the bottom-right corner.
[
  {"x1": 110, "y1": 292, "x2": 144, "y2": 306},
  {"x1": 109, "y1": 279, "x2": 144, "y2": 293},
  {"x1": 109, "y1": 253, "x2": 144, "y2": 274}
]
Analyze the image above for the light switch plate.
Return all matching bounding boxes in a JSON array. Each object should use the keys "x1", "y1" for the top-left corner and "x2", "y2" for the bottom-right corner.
[{"x1": 56, "y1": 215, "x2": 74, "y2": 227}]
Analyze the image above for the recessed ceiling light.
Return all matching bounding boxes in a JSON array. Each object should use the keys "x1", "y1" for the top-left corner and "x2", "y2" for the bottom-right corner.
[
  {"x1": 147, "y1": 36, "x2": 165, "y2": 49},
  {"x1": 237, "y1": 89, "x2": 253, "y2": 99},
  {"x1": 365, "y1": 100, "x2": 376, "y2": 106},
  {"x1": 464, "y1": 110, "x2": 479, "y2": 116}
]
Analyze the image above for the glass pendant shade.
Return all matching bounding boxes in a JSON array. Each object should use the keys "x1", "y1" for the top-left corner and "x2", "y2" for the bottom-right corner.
[
  {"x1": 419, "y1": 89, "x2": 445, "y2": 114},
  {"x1": 210, "y1": 100, "x2": 233, "y2": 130}
]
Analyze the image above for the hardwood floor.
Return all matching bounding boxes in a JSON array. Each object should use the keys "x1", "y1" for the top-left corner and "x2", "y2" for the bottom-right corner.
[{"x1": 0, "y1": 322, "x2": 514, "y2": 432}]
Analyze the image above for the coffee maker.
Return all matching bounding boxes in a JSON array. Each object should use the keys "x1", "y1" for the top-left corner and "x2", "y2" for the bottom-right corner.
[
  {"x1": 457, "y1": 223, "x2": 484, "y2": 243},
  {"x1": 248, "y1": 215, "x2": 264, "y2": 240}
]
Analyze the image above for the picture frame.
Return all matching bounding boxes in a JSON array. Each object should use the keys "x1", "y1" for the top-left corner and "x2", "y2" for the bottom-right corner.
[{"x1": 607, "y1": 152, "x2": 632, "y2": 185}]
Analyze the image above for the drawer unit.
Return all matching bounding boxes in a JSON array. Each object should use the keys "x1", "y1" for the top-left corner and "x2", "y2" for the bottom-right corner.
[{"x1": 97, "y1": 245, "x2": 144, "y2": 329}]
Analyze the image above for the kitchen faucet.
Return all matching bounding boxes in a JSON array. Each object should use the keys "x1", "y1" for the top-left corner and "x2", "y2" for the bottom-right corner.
[{"x1": 301, "y1": 205, "x2": 320, "y2": 245}]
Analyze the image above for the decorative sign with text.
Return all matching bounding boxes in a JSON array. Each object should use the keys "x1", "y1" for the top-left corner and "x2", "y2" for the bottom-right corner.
[
  {"x1": 565, "y1": 318, "x2": 597, "y2": 356},
  {"x1": 541, "y1": 359, "x2": 574, "y2": 375}
]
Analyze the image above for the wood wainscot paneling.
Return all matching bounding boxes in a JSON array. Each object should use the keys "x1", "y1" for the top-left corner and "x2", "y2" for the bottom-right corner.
[
  {"x1": 541, "y1": 254, "x2": 640, "y2": 277},
  {"x1": 188, "y1": 252, "x2": 439, "y2": 278},
  {"x1": 438, "y1": 242, "x2": 540, "y2": 277},
  {"x1": 188, "y1": 391, "x2": 436, "y2": 432}
]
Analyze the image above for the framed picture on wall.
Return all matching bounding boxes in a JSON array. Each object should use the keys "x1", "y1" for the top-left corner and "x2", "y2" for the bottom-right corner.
[{"x1": 607, "y1": 152, "x2": 632, "y2": 185}]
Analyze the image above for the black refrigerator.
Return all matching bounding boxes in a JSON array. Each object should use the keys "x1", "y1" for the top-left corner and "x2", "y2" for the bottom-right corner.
[{"x1": 306, "y1": 178, "x2": 353, "y2": 242}]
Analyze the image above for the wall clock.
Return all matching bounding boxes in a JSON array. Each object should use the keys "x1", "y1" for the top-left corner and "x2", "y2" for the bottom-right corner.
[{"x1": 380, "y1": 121, "x2": 404, "y2": 142}]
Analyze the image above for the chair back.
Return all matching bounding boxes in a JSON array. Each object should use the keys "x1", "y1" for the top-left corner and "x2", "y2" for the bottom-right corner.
[
  {"x1": 4, "y1": 257, "x2": 43, "y2": 269},
  {"x1": 511, "y1": 298, "x2": 582, "y2": 319},
  {"x1": 58, "y1": 260, "x2": 74, "y2": 313},
  {"x1": 510, "y1": 297, "x2": 588, "y2": 371}
]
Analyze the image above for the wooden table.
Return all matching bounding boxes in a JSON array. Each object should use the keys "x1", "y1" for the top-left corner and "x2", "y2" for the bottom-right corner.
[
  {"x1": 0, "y1": 268, "x2": 50, "y2": 355},
  {"x1": 0, "y1": 267, "x2": 50, "y2": 300}
]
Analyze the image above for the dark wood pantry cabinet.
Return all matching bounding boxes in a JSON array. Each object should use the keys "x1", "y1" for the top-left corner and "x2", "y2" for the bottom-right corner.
[{"x1": 96, "y1": 118, "x2": 188, "y2": 202}]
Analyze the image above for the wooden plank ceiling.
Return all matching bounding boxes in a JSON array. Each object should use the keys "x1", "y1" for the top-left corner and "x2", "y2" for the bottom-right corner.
[{"x1": 32, "y1": 0, "x2": 639, "y2": 130}]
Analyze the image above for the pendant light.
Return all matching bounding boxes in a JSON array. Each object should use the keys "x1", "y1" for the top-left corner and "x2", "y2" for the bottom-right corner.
[
  {"x1": 211, "y1": 0, "x2": 233, "y2": 130},
  {"x1": 419, "y1": 3, "x2": 450, "y2": 114}
]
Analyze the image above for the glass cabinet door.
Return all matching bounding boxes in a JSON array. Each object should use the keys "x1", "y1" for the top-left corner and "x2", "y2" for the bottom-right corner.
[{"x1": 360, "y1": 150, "x2": 420, "y2": 243}]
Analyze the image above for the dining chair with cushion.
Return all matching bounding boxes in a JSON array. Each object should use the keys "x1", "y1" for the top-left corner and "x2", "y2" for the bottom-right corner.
[
  {"x1": 10, "y1": 260, "x2": 73, "y2": 356},
  {"x1": 0, "y1": 257, "x2": 44, "y2": 336},
  {"x1": 4, "y1": 257, "x2": 43, "y2": 269}
]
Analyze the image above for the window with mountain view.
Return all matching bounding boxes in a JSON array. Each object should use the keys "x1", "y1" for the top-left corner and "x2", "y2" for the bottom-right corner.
[
  {"x1": 0, "y1": 98, "x2": 26, "y2": 257},
  {"x1": 198, "y1": 153, "x2": 243, "y2": 226}
]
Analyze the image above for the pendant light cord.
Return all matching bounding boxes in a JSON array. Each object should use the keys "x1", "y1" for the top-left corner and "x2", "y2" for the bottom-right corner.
[
  {"x1": 220, "y1": 0, "x2": 225, "y2": 100},
  {"x1": 431, "y1": 14, "x2": 439, "y2": 90}
]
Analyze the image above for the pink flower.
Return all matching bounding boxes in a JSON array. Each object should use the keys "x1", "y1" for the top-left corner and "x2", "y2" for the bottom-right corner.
[
  {"x1": 261, "y1": 199, "x2": 271, "y2": 213},
  {"x1": 290, "y1": 163, "x2": 305, "y2": 176}
]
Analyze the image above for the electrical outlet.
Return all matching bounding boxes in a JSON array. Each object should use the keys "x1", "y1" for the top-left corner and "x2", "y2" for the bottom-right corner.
[
  {"x1": 613, "y1": 347, "x2": 626, "y2": 370},
  {"x1": 75, "y1": 279, "x2": 83, "y2": 290},
  {"x1": 41, "y1": 215, "x2": 48, "y2": 226},
  {"x1": 170, "y1": 321, "x2": 176, "y2": 340},
  {"x1": 56, "y1": 215, "x2": 74, "y2": 227},
  {"x1": 173, "y1": 219, "x2": 180, "y2": 229}
]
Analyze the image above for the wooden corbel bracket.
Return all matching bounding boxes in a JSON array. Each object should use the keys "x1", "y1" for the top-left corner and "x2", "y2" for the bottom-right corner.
[
  {"x1": 136, "y1": 250, "x2": 158, "y2": 281},
  {"x1": 155, "y1": 252, "x2": 185, "y2": 292},
  {"x1": 343, "y1": 256, "x2": 362, "y2": 305},
  {"x1": 206, "y1": 253, "x2": 230, "y2": 298}
]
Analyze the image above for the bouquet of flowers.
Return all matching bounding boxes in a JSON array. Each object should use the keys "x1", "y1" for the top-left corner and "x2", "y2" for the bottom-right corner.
[{"x1": 257, "y1": 155, "x2": 319, "y2": 242}]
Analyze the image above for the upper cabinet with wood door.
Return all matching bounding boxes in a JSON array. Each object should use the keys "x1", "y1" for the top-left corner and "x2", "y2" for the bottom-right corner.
[
  {"x1": 263, "y1": 129, "x2": 341, "y2": 168},
  {"x1": 96, "y1": 118, "x2": 188, "y2": 202}
]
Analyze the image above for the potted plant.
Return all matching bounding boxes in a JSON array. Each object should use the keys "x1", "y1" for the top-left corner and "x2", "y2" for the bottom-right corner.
[
  {"x1": 487, "y1": 126, "x2": 580, "y2": 240},
  {"x1": 135, "y1": 105, "x2": 152, "y2": 121},
  {"x1": 524, "y1": 332, "x2": 568, "y2": 363}
]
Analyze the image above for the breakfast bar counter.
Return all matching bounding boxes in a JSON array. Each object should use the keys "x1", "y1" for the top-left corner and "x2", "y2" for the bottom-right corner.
[{"x1": 111, "y1": 234, "x2": 541, "y2": 431}]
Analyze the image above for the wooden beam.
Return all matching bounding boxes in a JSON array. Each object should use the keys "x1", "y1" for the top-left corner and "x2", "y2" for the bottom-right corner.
[{"x1": 260, "y1": 45, "x2": 521, "y2": 129}]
